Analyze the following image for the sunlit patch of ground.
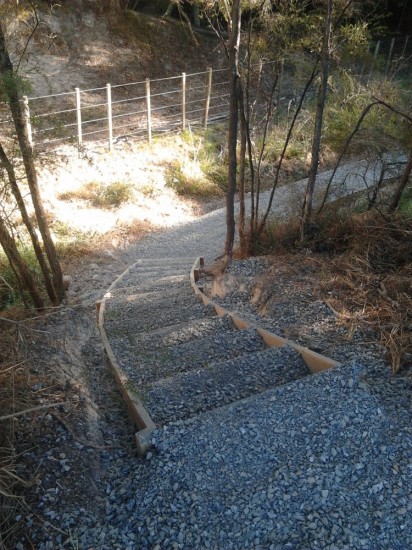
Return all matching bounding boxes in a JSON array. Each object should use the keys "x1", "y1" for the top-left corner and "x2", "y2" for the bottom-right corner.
[{"x1": 37, "y1": 137, "x2": 203, "y2": 235}]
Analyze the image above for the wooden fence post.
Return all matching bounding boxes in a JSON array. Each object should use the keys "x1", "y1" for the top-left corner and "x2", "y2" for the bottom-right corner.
[
  {"x1": 107, "y1": 83, "x2": 113, "y2": 151},
  {"x1": 75, "y1": 87, "x2": 82, "y2": 156},
  {"x1": 22, "y1": 95, "x2": 33, "y2": 147},
  {"x1": 203, "y1": 67, "x2": 212, "y2": 129},
  {"x1": 182, "y1": 72, "x2": 186, "y2": 131},
  {"x1": 146, "y1": 78, "x2": 152, "y2": 145}
]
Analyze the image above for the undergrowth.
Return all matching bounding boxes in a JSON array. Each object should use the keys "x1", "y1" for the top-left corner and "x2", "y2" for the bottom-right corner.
[
  {"x1": 58, "y1": 181, "x2": 133, "y2": 209},
  {"x1": 250, "y1": 208, "x2": 412, "y2": 373}
]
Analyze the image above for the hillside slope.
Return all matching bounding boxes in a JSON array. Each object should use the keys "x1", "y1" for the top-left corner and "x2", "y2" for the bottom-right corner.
[{"x1": 8, "y1": 4, "x2": 225, "y2": 96}]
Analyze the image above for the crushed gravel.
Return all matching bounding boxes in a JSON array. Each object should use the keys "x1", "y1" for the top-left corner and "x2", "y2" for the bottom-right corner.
[{"x1": 17, "y1": 162, "x2": 412, "y2": 549}]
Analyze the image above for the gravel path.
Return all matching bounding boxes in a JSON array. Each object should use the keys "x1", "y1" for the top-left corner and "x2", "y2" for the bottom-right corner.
[{"x1": 23, "y1": 160, "x2": 412, "y2": 549}]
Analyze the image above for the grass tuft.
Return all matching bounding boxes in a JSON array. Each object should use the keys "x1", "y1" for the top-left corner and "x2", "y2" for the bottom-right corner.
[{"x1": 58, "y1": 181, "x2": 134, "y2": 209}]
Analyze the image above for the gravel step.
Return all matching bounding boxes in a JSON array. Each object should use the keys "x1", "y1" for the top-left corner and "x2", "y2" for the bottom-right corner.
[
  {"x1": 111, "y1": 314, "x2": 234, "y2": 360},
  {"x1": 114, "y1": 263, "x2": 193, "y2": 289},
  {"x1": 110, "y1": 273, "x2": 189, "y2": 296},
  {"x1": 106, "y1": 285, "x2": 194, "y2": 310},
  {"x1": 106, "y1": 284, "x2": 192, "y2": 309},
  {"x1": 144, "y1": 345, "x2": 310, "y2": 425},
  {"x1": 115, "y1": 325, "x2": 267, "y2": 385},
  {"x1": 105, "y1": 300, "x2": 216, "y2": 337}
]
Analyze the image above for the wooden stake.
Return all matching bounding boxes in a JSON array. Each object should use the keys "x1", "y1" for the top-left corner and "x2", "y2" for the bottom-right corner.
[
  {"x1": 146, "y1": 78, "x2": 152, "y2": 145},
  {"x1": 182, "y1": 72, "x2": 186, "y2": 131},
  {"x1": 203, "y1": 67, "x2": 212, "y2": 128},
  {"x1": 107, "y1": 83, "x2": 113, "y2": 151},
  {"x1": 75, "y1": 87, "x2": 82, "y2": 156}
]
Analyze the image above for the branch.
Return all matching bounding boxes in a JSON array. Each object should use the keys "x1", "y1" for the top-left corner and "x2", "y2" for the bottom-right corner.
[
  {"x1": 16, "y1": 0, "x2": 39, "y2": 73},
  {"x1": 0, "y1": 401, "x2": 68, "y2": 422},
  {"x1": 372, "y1": 97, "x2": 412, "y2": 124}
]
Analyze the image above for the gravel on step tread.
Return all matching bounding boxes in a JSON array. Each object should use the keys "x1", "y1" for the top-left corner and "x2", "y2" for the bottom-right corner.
[
  {"x1": 54, "y1": 362, "x2": 412, "y2": 550},
  {"x1": 112, "y1": 323, "x2": 266, "y2": 385},
  {"x1": 104, "y1": 295, "x2": 207, "y2": 335},
  {"x1": 144, "y1": 344, "x2": 310, "y2": 424}
]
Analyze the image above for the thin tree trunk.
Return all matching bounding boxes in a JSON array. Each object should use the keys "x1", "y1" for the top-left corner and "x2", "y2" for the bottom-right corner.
[
  {"x1": 224, "y1": 0, "x2": 241, "y2": 265},
  {"x1": 300, "y1": 0, "x2": 332, "y2": 243},
  {"x1": 255, "y1": 63, "x2": 319, "y2": 239},
  {"x1": 254, "y1": 70, "x2": 279, "y2": 228},
  {"x1": 317, "y1": 101, "x2": 380, "y2": 215},
  {"x1": 239, "y1": 93, "x2": 247, "y2": 256},
  {"x1": 0, "y1": 216, "x2": 44, "y2": 310},
  {"x1": 0, "y1": 22, "x2": 65, "y2": 304},
  {"x1": 388, "y1": 146, "x2": 412, "y2": 212},
  {"x1": 0, "y1": 144, "x2": 57, "y2": 303}
]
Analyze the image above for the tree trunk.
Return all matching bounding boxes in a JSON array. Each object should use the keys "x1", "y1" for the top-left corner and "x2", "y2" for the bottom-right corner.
[
  {"x1": 0, "y1": 216, "x2": 44, "y2": 310},
  {"x1": 0, "y1": 144, "x2": 57, "y2": 304},
  {"x1": 224, "y1": 0, "x2": 241, "y2": 265},
  {"x1": 300, "y1": 0, "x2": 332, "y2": 243},
  {"x1": 255, "y1": 63, "x2": 319, "y2": 240},
  {"x1": 0, "y1": 22, "x2": 65, "y2": 304},
  {"x1": 388, "y1": 146, "x2": 412, "y2": 213},
  {"x1": 238, "y1": 91, "x2": 247, "y2": 256}
]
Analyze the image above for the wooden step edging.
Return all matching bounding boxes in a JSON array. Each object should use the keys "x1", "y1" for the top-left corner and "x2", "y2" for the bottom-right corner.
[
  {"x1": 97, "y1": 260, "x2": 157, "y2": 458},
  {"x1": 97, "y1": 256, "x2": 340, "y2": 457},
  {"x1": 190, "y1": 257, "x2": 340, "y2": 374}
]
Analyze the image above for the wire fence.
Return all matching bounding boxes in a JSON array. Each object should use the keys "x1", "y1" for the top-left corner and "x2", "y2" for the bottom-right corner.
[{"x1": 0, "y1": 34, "x2": 410, "y2": 156}]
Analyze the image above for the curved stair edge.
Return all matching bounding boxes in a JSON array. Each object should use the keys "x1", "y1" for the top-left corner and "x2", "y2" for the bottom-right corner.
[
  {"x1": 190, "y1": 257, "x2": 341, "y2": 374},
  {"x1": 97, "y1": 256, "x2": 341, "y2": 458},
  {"x1": 96, "y1": 261, "x2": 157, "y2": 458}
]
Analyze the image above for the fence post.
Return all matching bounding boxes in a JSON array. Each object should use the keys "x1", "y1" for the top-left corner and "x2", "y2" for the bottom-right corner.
[
  {"x1": 75, "y1": 87, "x2": 82, "y2": 156},
  {"x1": 146, "y1": 78, "x2": 152, "y2": 145},
  {"x1": 22, "y1": 95, "x2": 33, "y2": 147},
  {"x1": 107, "y1": 83, "x2": 113, "y2": 151},
  {"x1": 385, "y1": 37, "x2": 395, "y2": 76},
  {"x1": 203, "y1": 67, "x2": 212, "y2": 129},
  {"x1": 182, "y1": 72, "x2": 186, "y2": 131}
]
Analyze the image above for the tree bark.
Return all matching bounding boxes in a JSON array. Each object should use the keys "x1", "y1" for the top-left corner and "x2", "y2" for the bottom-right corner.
[
  {"x1": 0, "y1": 22, "x2": 65, "y2": 304},
  {"x1": 0, "y1": 144, "x2": 57, "y2": 304},
  {"x1": 224, "y1": 0, "x2": 241, "y2": 265},
  {"x1": 0, "y1": 216, "x2": 44, "y2": 310},
  {"x1": 300, "y1": 0, "x2": 332, "y2": 243},
  {"x1": 388, "y1": 146, "x2": 412, "y2": 212}
]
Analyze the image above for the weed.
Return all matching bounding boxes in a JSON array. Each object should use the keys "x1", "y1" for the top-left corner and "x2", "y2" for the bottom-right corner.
[
  {"x1": 0, "y1": 245, "x2": 43, "y2": 311},
  {"x1": 398, "y1": 186, "x2": 412, "y2": 215},
  {"x1": 165, "y1": 160, "x2": 224, "y2": 198},
  {"x1": 167, "y1": 126, "x2": 228, "y2": 196},
  {"x1": 58, "y1": 181, "x2": 133, "y2": 209}
]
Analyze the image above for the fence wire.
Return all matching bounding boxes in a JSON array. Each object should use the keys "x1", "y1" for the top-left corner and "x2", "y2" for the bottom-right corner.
[{"x1": 0, "y1": 35, "x2": 410, "y2": 155}]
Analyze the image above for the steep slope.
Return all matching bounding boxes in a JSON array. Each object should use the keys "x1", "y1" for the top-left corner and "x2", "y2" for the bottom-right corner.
[{"x1": 7, "y1": 4, "x2": 224, "y2": 96}]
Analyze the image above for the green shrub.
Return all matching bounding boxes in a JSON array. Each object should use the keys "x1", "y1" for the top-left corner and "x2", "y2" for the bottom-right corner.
[
  {"x1": 165, "y1": 160, "x2": 224, "y2": 197},
  {"x1": 398, "y1": 186, "x2": 412, "y2": 215},
  {"x1": 58, "y1": 181, "x2": 133, "y2": 208}
]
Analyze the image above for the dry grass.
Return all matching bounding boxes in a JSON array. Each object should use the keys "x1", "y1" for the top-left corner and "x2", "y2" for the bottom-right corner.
[
  {"x1": 250, "y1": 210, "x2": 412, "y2": 373},
  {"x1": 0, "y1": 316, "x2": 68, "y2": 549},
  {"x1": 316, "y1": 212, "x2": 412, "y2": 373},
  {"x1": 0, "y1": 322, "x2": 31, "y2": 548}
]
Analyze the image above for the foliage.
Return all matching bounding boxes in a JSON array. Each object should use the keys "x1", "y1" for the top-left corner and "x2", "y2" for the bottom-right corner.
[
  {"x1": 398, "y1": 186, "x2": 412, "y2": 215},
  {"x1": 165, "y1": 159, "x2": 224, "y2": 197},
  {"x1": 58, "y1": 181, "x2": 134, "y2": 209},
  {"x1": 324, "y1": 77, "x2": 412, "y2": 154},
  {"x1": 165, "y1": 126, "x2": 227, "y2": 197},
  {"x1": 0, "y1": 72, "x2": 31, "y2": 104},
  {"x1": 0, "y1": 244, "x2": 43, "y2": 310}
]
